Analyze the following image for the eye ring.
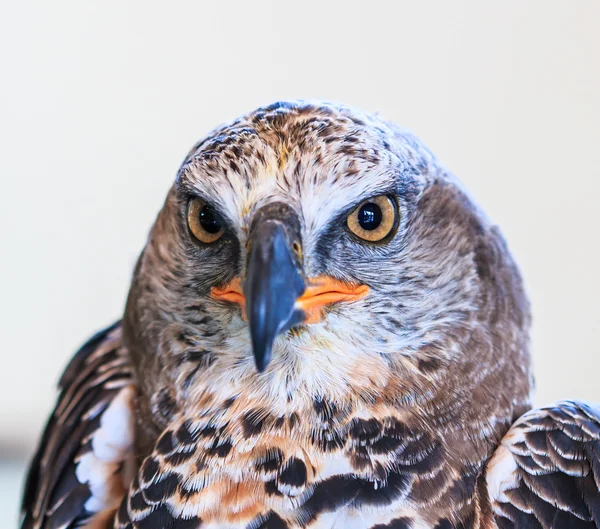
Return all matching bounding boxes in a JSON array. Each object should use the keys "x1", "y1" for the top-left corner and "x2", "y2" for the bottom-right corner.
[
  {"x1": 347, "y1": 195, "x2": 398, "y2": 242},
  {"x1": 187, "y1": 198, "x2": 224, "y2": 244}
]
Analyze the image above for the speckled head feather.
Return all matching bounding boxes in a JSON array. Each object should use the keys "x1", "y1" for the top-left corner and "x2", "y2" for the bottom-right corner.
[{"x1": 120, "y1": 101, "x2": 532, "y2": 527}]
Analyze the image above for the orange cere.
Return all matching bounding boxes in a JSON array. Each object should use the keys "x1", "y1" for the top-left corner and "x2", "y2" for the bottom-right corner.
[
  {"x1": 211, "y1": 277, "x2": 247, "y2": 318},
  {"x1": 295, "y1": 277, "x2": 369, "y2": 323},
  {"x1": 210, "y1": 276, "x2": 368, "y2": 324}
]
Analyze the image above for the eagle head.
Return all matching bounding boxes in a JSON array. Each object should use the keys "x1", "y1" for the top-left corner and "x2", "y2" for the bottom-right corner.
[{"x1": 123, "y1": 101, "x2": 532, "y2": 443}]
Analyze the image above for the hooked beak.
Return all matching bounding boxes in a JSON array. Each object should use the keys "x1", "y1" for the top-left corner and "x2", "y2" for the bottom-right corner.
[{"x1": 211, "y1": 203, "x2": 369, "y2": 372}]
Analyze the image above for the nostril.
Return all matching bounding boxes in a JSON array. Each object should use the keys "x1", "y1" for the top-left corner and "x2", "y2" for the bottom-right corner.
[{"x1": 292, "y1": 241, "x2": 302, "y2": 258}]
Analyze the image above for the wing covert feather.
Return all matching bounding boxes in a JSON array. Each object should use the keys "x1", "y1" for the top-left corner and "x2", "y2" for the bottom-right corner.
[
  {"x1": 487, "y1": 400, "x2": 600, "y2": 529},
  {"x1": 20, "y1": 322, "x2": 137, "y2": 529}
]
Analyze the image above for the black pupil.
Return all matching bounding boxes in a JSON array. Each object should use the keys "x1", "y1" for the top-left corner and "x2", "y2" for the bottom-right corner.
[
  {"x1": 357, "y1": 203, "x2": 382, "y2": 230},
  {"x1": 199, "y1": 206, "x2": 222, "y2": 234}
]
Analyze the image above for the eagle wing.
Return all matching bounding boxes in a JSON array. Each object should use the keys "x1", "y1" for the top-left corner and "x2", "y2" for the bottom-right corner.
[
  {"x1": 487, "y1": 400, "x2": 600, "y2": 528},
  {"x1": 20, "y1": 322, "x2": 137, "y2": 529}
]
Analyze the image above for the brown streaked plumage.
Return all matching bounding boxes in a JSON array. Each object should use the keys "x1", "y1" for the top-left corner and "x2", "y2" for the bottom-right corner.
[{"x1": 20, "y1": 101, "x2": 600, "y2": 529}]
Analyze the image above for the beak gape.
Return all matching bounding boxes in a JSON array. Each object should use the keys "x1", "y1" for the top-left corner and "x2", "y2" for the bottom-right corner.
[{"x1": 211, "y1": 202, "x2": 369, "y2": 372}]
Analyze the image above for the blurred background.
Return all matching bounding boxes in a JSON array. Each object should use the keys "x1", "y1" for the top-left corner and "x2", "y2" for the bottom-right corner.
[{"x1": 1, "y1": 0, "x2": 599, "y2": 525}]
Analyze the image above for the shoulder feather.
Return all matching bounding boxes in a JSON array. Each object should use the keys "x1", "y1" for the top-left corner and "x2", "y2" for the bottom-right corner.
[
  {"x1": 20, "y1": 322, "x2": 137, "y2": 529},
  {"x1": 487, "y1": 400, "x2": 600, "y2": 528}
]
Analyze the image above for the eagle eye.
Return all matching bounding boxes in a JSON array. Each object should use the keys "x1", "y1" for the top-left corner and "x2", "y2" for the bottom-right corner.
[
  {"x1": 347, "y1": 195, "x2": 397, "y2": 242},
  {"x1": 187, "y1": 198, "x2": 224, "y2": 243}
]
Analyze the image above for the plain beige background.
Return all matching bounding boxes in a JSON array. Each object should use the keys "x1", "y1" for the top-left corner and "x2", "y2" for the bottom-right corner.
[{"x1": 1, "y1": 0, "x2": 599, "y2": 525}]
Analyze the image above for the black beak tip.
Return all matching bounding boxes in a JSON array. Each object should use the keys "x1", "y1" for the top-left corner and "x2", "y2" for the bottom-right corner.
[
  {"x1": 254, "y1": 359, "x2": 268, "y2": 373},
  {"x1": 252, "y1": 343, "x2": 271, "y2": 373}
]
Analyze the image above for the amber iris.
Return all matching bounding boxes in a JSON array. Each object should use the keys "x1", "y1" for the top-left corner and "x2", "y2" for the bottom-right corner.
[
  {"x1": 347, "y1": 195, "x2": 397, "y2": 242},
  {"x1": 187, "y1": 198, "x2": 224, "y2": 243}
]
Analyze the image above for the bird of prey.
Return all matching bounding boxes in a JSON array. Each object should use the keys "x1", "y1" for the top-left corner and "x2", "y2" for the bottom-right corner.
[{"x1": 21, "y1": 101, "x2": 600, "y2": 529}]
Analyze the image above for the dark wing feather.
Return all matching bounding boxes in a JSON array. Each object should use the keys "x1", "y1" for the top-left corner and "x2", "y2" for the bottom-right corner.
[
  {"x1": 20, "y1": 322, "x2": 137, "y2": 529},
  {"x1": 487, "y1": 400, "x2": 600, "y2": 529}
]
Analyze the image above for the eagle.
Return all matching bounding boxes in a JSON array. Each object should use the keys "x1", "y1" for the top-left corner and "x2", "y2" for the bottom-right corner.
[{"x1": 20, "y1": 101, "x2": 600, "y2": 529}]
